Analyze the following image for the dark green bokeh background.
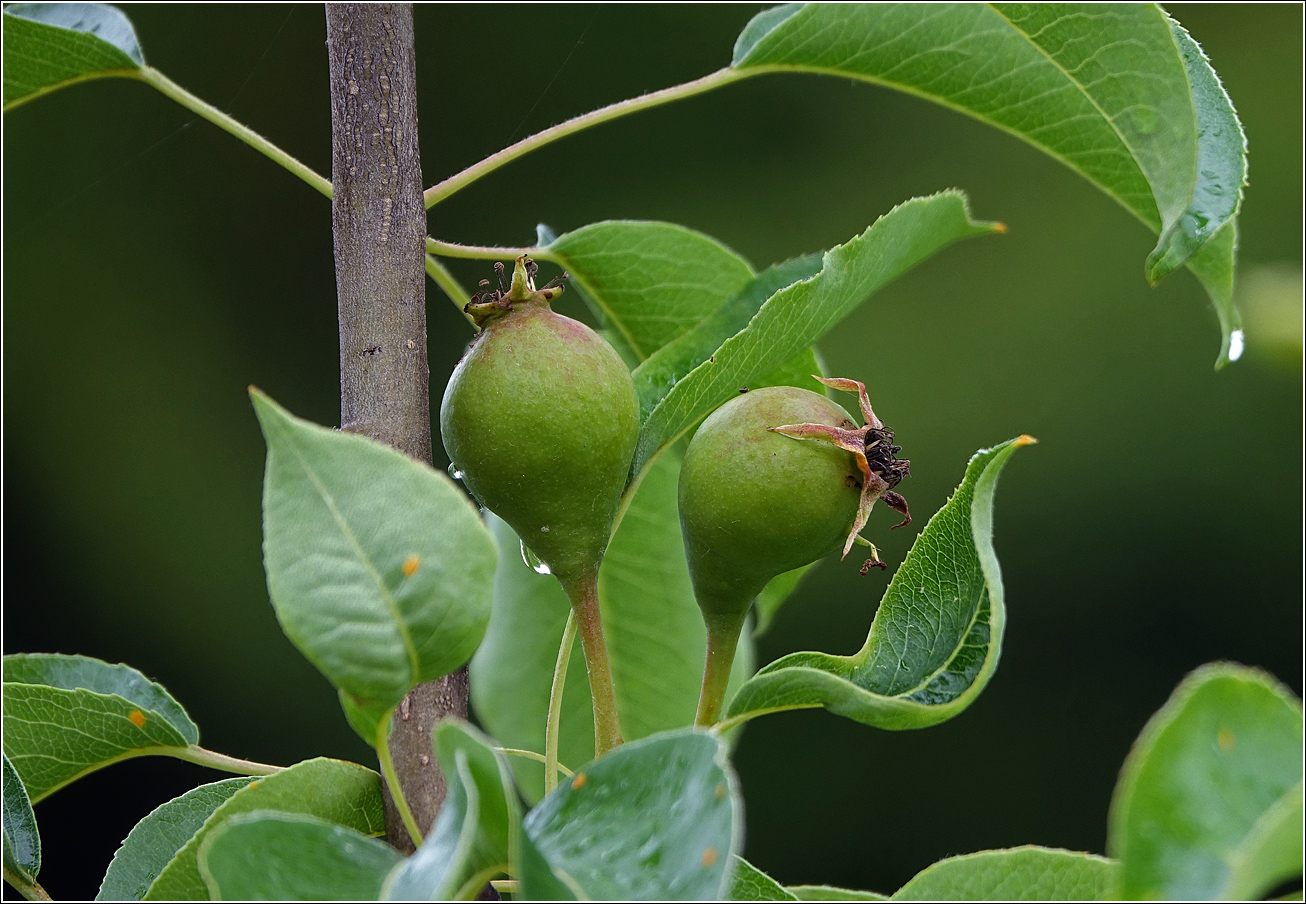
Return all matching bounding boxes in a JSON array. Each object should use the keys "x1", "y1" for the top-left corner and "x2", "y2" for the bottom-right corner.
[{"x1": 3, "y1": 5, "x2": 1300, "y2": 899}]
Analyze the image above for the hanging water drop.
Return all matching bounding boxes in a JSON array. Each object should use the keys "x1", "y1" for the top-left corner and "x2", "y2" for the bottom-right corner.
[
  {"x1": 447, "y1": 463, "x2": 464, "y2": 480},
  {"x1": 520, "y1": 540, "x2": 552, "y2": 574},
  {"x1": 1228, "y1": 329, "x2": 1245, "y2": 362}
]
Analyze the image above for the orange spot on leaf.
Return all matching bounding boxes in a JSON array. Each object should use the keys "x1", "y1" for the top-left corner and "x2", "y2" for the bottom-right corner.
[
  {"x1": 128, "y1": 710, "x2": 147, "y2": 728},
  {"x1": 1218, "y1": 728, "x2": 1235, "y2": 751},
  {"x1": 701, "y1": 847, "x2": 718, "y2": 868},
  {"x1": 571, "y1": 772, "x2": 587, "y2": 790},
  {"x1": 402, "y1": 555, "x2": 421, "y2": 578}
]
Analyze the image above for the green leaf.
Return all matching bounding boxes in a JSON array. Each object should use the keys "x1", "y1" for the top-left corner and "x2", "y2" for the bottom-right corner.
[
  {"x1": 731, "y1": 3, "x2": 1247, "y2": 366},
  {"x1": 3, "y1": 653, "x2": 199, "y2": 802},
  {"x1": 754, "y1": 566, "x2": 812, "y2": 637},
  {"x1": 198, "y1": 812, "x2": 401, "y2": 901},
  {"x1": 98, "y1": 778, "x2": 254, "y2": 902},
  {"x1": 546, "y1": 221, "x2": 755, "y2": 361},
  {"x1": 731, "y1": 856, "x2": 797, "y2": 901},
  {"x1": 724, "y1": 436, "x2": 1033, "y2": 730},
  {"x1": 382, "y1": 721, "x2": 519, "y2": 900},
  {"x1": 790, "y1": 886, "x2": 887, "y2": 901},
  {"x1": 633, "y1": 192, "x2": 998, "y2": 477},
  {"x1": 470, "y1": 446, "x2": 755, "y2": 803},
  {"x1": 521, "y1": 729, "x2": 741, "y2": 901},
  {"x1": 890, "y1": 847, "x2": 1119, "y2": 901},
  {"x1": 3, "y1": 754, "x2": 40, "y2": 884},
  {"x1": 1108, "y1": 663, "x2": 1304, "y2": 900},
  {"x1": 252, "y1": 389, "x2": 497, "y2": 740},
  {"x1": 631, "y1": 255, "x2": 823, "y2": 419},
  {"x1": 3, "y1": 3, "x2": 144, "y2": 110},
  {"x1": 143, "y1": 757, "x2": 385, "y2": 900}
]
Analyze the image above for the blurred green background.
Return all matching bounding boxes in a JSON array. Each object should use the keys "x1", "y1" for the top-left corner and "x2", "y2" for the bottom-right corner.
[{"x1": 4, "y1": 4, "x2": 1300, "y2": 899}]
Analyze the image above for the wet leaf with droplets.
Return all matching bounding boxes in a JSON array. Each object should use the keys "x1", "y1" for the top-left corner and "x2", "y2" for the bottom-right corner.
[
  {"x1": 724, "y1": 437, "x2": 1032, "y2": 731},
  {"x1": 731, "y1": 3, "x2": 1248, "y2": 367},
  {"x1": 522, "y1": 729, "x2": 741, "y2": 901}
]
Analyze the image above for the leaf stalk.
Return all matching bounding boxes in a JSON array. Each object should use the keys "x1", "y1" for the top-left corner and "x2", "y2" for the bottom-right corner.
[
  {"x1": 423, "y1": 67, "x2": 747, "y2": 207},
  {"x1": 374, "y1": 718, "x2": 424, "y2": 850},
  {"x1": 545, "y1": 611, "x2": 579, "y2": 793},
  {"x1": 135, "y1": 68, "x2": 331, "y2": 198}
]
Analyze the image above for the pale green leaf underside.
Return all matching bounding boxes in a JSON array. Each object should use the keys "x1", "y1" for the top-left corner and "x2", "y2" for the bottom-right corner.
[
  {"x1": 725, "y1": 436, "x2": 1031, "y2": 729},
  {"x1": 4, "y1": 653, "x2": 198, "y2": 744},
  {"x1": 732, "y1": 3, "x2": 1247, "y2": 366},
  {"x1": 253, "y1": 390, "x2": 497, "y2": 740},
  {"x1": 1108, "y1": 663, "x2": 1304, "y2": 901},
  {"x1": 98, "y1": 778, "x2": 254, "y2": 902},
  {"x1": 891, "y1": 847, "x2": 1119, "y2": 901},
  {"x1": 633, "y1": 192, "x2": 997, "y2": 477},
  {"x1": 198, "y1": 812, "x2": 401, "y2": 901},
  {"x1": 3, "y1": 3, "x2": 143, "y2": 110},
  {"x1": 2, "y1": 754, "x2": 40, "y2": 883},
  {"x1": 470, "y1": 447, "x2": 755, "y2": 803},
  {"x1": 382, "y1": 721, "x2": 520, "y2": 901},
  {"x1": 731, "y1": 857, "x2": 797, "y2": 901},
  {"x1": 522, "y1": 729, "x2": 741, "y2": 901},
  {"x1": 143, "y1": 757, "x2": 385, "y2": 900},
  {"x1": 3, "y1": 653, "x2": 199, "y2": 805}
]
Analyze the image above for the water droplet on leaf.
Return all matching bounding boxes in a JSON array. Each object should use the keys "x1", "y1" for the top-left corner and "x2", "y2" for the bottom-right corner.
[{"x1": 1228, "y1": 329, "x2": 1245, "y2": 361}]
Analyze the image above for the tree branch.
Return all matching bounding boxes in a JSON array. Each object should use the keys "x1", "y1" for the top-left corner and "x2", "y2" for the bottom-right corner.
[{"x1": 326, "y1": 2, "x2": 464, "y2": 853}]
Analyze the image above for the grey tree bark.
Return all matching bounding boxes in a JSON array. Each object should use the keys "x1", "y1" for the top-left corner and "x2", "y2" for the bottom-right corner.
[{"x1": 326, "y1": 3, "x2": 465, "y2": 853}]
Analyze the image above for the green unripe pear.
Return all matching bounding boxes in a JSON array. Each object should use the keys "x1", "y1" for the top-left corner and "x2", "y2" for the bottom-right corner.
[
  {"x1": 679, "y1": 379, "x2": 911, "y2": 726},
  {"x1": 439, "y1": 258, "x2": 639, "y2": 587},
  {"x1": 679, "y1": 386, "x2": 861, "y2": 622}
]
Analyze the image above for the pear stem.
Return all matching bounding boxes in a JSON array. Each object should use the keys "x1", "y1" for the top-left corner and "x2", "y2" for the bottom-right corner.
[
  {"x1": 695, "y1": 614, "x2": 746, "y2": 727},
  {"x1": 561, "y1": 571, "x2": 623, "y2": 757}
]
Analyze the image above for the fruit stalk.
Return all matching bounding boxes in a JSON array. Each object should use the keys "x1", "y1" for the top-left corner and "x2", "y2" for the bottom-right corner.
[
  {"x1": 695, "y1": 613, "x2": 746, "y2": 727},
  {"x1": 561, "y1": 571, "x2": 624, "y2": 756}
]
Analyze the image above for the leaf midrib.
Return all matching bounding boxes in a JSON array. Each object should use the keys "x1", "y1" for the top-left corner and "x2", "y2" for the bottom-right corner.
[{"x1": 271, "y1": 418, "x2": 421, "y2": 687}]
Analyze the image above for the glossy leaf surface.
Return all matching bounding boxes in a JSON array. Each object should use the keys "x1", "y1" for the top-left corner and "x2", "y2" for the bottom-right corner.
[
  {"x1": 631, "y1": 255, "x2": 822, "y2": 419},
  {"x1": 98, "y1": 778, "x2": 254, "y2": 901},
  {"x1": 732, "y1": 3, "x2": 1246, "y2": 365},
  {"x1": 521, "y1": 729, "x2": 741, "y2": 901},
  {"x1": 891, "y1": 847, "x2": 1118, "y2": 901},
  {"x1": 724, "y1": 437, "x2": 1032, "y2": 729},
  {"x1": 3, "y1": 2, "x2": 143, "y2": 109},
  {"x1": 382, "y1": 722, "x2": 518, "y2": 900},
  {"x1": 1108, "y1": 663, "x2": 1304, "y2": 900},
  {"x1": 471, "y1": 449, "x2": 754, "y2": 803},
  {"x1": 546, "y1": 220, "x2": 755, "y2": 361},
  {"x1": 3, "y1": 653, "x2": 198, "y2": 802},
  {"x1": 143, "y1": 758, "x2": 385, "y2": 900},
  {"x1": 633, "y1": 192, "x2": 997, "y2": 476},
  {"x1": 253, "y1": 390, "x2": 497, "y2": 739},
  {"x1": 198, "y1": 812, "x2": 401, "y2": 901},
  {"x1": 2, "y1": 754, "x2": 40, "y2": 884}
]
